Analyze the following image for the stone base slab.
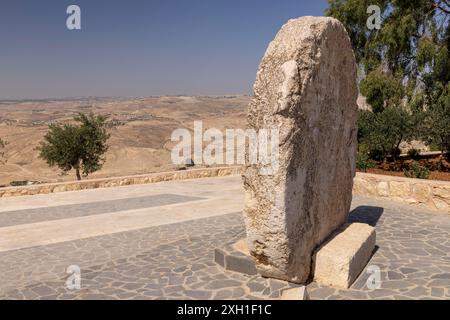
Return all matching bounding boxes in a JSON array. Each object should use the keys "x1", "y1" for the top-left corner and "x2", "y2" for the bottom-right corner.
[
  {"x1": 214, "y1": 239, "x2": 258, "y2": 276},
  {"x1": 280, "y1": 286, "x2": 310, "y2": 300},
  {"x1": 312, "y1": 223, "x2": 376, "y2": 289}
]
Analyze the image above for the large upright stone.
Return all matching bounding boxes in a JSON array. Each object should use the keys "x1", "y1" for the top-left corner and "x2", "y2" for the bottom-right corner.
[{"x1": 243, "y1": 16, "x2": 358, "y2": 284}]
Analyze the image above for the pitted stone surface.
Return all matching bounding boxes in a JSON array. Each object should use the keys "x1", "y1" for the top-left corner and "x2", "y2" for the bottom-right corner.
[
  {"x1": 313, "y1": 223, "x2": 376, "y2": 288},
  {"x1": 243, "y1": 16, "x2": 358, "y2": 283},
  {"x1": 0, "y1": 195, "x2": 449, "y2": 300}
]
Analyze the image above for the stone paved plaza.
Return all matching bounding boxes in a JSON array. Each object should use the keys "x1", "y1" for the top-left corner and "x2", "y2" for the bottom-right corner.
[{"x1": 0, "y1": 176, "x2": 449, "y2": 300}]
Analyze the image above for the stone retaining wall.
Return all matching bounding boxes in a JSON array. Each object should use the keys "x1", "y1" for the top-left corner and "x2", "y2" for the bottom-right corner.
[
  {"x1": 1, "y1": 167, "x2": 449, "y2": 214},
  {"x1": 0, "y1": 167, "x2": 242, "y2": 198},
  {"x1": 353, "y1": 173, "x2": 450, "y2": 213}
]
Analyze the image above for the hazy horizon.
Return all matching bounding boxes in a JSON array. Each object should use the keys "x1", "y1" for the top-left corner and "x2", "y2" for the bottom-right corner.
[
  {"x1": 0, "y1": 94, "x2": 252, "y2": 102},
  {"x1": 0, "y1": 0, "x2": 327, "y2": 100}
]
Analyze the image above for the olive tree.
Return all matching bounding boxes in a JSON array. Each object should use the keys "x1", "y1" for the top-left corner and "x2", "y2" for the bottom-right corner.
[{"x1": 38, "y1": 113, "x2": 110, "y2": 180}]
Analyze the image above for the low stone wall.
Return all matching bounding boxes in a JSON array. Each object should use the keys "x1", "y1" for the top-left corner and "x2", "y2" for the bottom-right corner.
[
  {"x1": 0, "y1": 167, "x2": 242, "y2": 198},
  {"x1": 1, "y1": 167, "x2": 449, "y2": 214},
  {"x1": 353, "y1": 173, "x2": 450, "y2": 213}
]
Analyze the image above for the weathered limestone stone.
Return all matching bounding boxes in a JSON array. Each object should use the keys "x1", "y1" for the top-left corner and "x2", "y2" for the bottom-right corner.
[
  {"x1": 376, "y1": 181, "x2": 390, "y2": 197},
  {"x1": 281, "y1": 286, "x2": 309, "y2": 300},
  {"x1": 243, "y1": 16, "x2": 358, "y2": 283},
  {"x1": 412, "y1": 183, "x2": 431, "y2": 203},
  {"x1": 433, "y1": 198, "x2": 449, "y2": 211},
  {"x1": 390, "y1": 181, "x2": 411, "y2": 198},
  {"x1": 313, "y1": 223, "x2": 376, "y2": 288},
  {"x1": 433, "y1": 186, "x2": 450, "y2": 201},
  {"x1": 233, "y1": 238, "x2": 250, "y2": 255},
  {"x1": 353, "y1": 177, "x2": 377, "y2": 196}
]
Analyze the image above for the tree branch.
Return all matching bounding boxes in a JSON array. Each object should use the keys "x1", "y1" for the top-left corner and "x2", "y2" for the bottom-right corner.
[
  {"x1": 441, "y1": 0, "x2": 450, "y2": 7},
  {"x1": 432, "y1": 0, "x2": 450, "y2": 14}
]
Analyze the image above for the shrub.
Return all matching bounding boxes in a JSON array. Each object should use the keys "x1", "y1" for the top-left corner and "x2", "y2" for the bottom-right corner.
[
  {"x1": 356, "y1": 150, "x2": 376, "y2": 172},
  {"x1": 10, "y1": 181, "x2": 30, "y2": 187},
  {"x1": 403, "y1": 162, "x2": 430, "y2": 179}
]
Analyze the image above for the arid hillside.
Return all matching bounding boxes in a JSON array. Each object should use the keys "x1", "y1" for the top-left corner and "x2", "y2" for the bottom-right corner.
[{"x1": 0, "y1": 96, "x2": 249, "y2": 186}]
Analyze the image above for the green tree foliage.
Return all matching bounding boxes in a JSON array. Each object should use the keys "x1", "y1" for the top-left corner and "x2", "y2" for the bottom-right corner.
[
  {"x1": 327, "y1": 0, "x2": 450, "y2": 163},
  {"x1": 358, "y1": 107, "x2": 413, "y2": 162},
  {"x1": 422, "y1": 84, "x2": 450, "y2": 154},
  {"x1": 359, "y1": 69, "x2": 404, "y2": 113},
  {"x1": 38, "y1": 113, "x2": 110, "y2": 180}
]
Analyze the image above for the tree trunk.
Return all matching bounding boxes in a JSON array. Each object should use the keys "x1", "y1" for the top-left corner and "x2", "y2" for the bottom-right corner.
[
  {"x1": 394, "y1": 137, "x2": 403, "y2": 163},
  {"x1": 439, "y1": 150, "x2": 444, "y2": 172},
  {"x1": 76, "y1": 168, "x2": 81, "y2": 181}
]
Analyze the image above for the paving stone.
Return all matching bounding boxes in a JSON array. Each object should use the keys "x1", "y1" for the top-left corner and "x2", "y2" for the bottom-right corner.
[
  {"x1": 309, "y1": 287, "x2": 335, "y2": 299},
  {"x1": 231, "y1": 288, "x2": 246, "y2": 299},
  {"x1": 184, "y1": 290, "x2": 212, "y2": 300},
  {"x1": 163, "y1": 285, "x2": 184, "y2": 295},
  {"x1": 246, "y1": 282, "x2": 266, "y2": 293},
  {"x1": 400, "y1": 268, "x2": 419, "y2": 274},
  {"x1": 204, "y1": 280, "x2": 241, "y2": 290},
  {"x1": 1, "y1": 195, "x2": 450, "y2": 300},
  {"x1": 31, "y1": 286, "x2": 56, "y2": 296},
  {"x1": 388, "y1": 271, "x2": 405, "y2": 280},
  {"x1": 213, "y1": 289, "x2": 233, "y2": 300},
  {"x1": 368, "y1": 289, "x2": 399, "y2": 299},
  {"x1": 431, "y1": 273, "x2": 450, "y2": 279},
  {"x1": 406, "y1": 287, "x2": 430, "y2": 297}
]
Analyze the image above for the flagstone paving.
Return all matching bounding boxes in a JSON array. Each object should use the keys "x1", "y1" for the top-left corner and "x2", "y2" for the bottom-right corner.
[{"x1": 0, "y1": 176, "x2": 449, "y2": 300}]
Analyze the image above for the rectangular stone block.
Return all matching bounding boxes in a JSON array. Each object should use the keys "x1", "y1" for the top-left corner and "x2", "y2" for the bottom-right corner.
[
  {"x1": 280, "y1": 286, "x2": 309, "y2": 300},
  {"x1": 313, "y1": 223, "x2": 376, "y2": 289},
  {"x1": 214, "y1": 240, "x2": 258, "y2": 276}
]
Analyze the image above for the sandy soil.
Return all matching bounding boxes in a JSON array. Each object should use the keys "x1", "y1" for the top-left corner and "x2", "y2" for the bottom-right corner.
[{"x1": 0, "y1": 96, "x2": 249, "y2": 186}]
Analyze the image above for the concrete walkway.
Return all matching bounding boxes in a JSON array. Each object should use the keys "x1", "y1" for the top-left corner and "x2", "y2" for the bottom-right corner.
[
  {"x1": 0, "y1": 176, "x2": 243, "y2": 252},
  {"x1": 0, "y1": 175, "x2": 449, "y2": 300}
]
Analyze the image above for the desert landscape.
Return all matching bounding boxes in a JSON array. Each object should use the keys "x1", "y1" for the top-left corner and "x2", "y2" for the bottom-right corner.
[
  {"x1": 1, "y1": 95, "x2": 444, "y2": 187},
  {"x1": 0, "y1": 96, "x2": 249, "y2": 186}
]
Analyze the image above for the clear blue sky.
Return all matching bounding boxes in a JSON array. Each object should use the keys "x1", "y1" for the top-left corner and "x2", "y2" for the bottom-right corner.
[{"x1": 0, "y1": 0, "x2": 328, "y2": 99}]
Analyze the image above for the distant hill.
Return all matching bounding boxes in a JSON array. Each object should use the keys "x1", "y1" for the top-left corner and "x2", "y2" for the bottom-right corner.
[{"x1": 0, "y1": 96, "x2": 249, "y2": 185}]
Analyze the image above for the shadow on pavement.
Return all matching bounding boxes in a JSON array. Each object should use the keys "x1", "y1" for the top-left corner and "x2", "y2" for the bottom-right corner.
[{"x1": 348, "y1": 206, "x2": 384, "y2": 226}]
